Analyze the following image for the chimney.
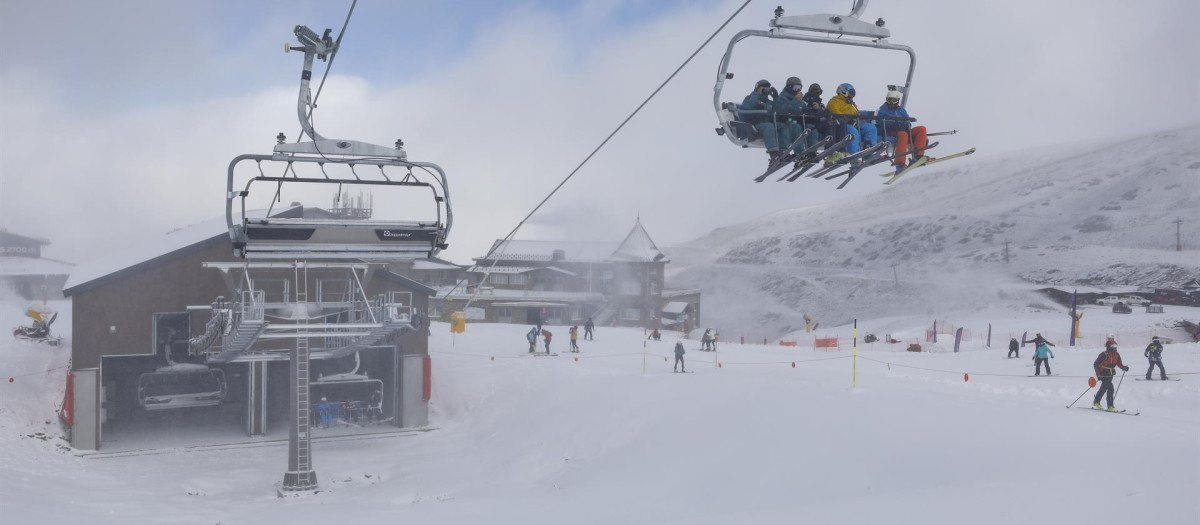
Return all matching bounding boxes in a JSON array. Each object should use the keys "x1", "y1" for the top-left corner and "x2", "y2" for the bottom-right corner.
[{"x1": 551, "y1": 249, "x2": 565, "y2": 262}]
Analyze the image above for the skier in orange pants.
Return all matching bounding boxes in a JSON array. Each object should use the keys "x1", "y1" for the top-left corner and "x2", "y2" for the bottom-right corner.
[{"x1": 876, "y1": 90, "x2": 931, "y2": 173}]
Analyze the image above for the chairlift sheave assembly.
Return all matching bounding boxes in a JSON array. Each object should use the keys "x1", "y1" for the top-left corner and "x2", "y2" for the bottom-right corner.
[
  {"x1": 226, "y1": 25, "x2": 453, "y2": 260},
  {"x1": 713, "y1": 2, "x2": 970, "y2": 187}
]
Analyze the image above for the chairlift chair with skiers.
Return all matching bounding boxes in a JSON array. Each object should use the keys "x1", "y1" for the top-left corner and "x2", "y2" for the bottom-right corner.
[
  {"x1": 226, "y1": 25, "x2": 452, "y2": 261},
  {"x1": 714, "y1": 1, "x2": 915, "y2": 148},
  {"x1": 714, "y1": 2, "x2": 972, "y2": 186}
]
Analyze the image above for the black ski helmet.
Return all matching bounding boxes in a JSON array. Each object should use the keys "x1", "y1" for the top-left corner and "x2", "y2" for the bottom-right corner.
[
  {"x1": 755, "y1": 79, "x2": 771, "y2": 89},
  {"x1": 785, "y1": 76, "x2": 802, "y2": 89}
]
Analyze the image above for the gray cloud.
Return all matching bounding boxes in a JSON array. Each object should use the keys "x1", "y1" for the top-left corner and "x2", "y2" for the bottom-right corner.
[{"x1": 2, "y1": 0, "x2": 1198, "y2": 265}]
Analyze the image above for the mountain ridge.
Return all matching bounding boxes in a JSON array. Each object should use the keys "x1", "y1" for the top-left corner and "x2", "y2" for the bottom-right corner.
[{"x1": 667, "y1": 126, "x2": 1200, "y2": 338}]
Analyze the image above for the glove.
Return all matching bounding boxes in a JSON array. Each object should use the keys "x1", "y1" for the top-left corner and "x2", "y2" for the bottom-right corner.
[
  {"x1": 1121, "y1": 366, "x2": 1129, "y2": 372},
  {"x1": 768, "y1": 87, "x2": 778, "y2": 98}
]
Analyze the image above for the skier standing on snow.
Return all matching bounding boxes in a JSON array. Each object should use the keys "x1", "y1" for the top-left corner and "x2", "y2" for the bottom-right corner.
[
  {"x1": 541, "y1": 328, "x2": 553, "y2": 354},
  {"x1": 1144, "y1": 336, "x2": 1167, "y2": 380},
  {"x1": 876, "y1": 89, "x2": 931, "y2": 174},
  {"x1": 1033, "y1": 341, "x2": 1055, "y2": 376},
  {"x1": 1093, "y1": 343, "x2": 1130, "y2": 411},
  {"x1": 1023, "y1": 333, "x2": 1054, "y2": 349},
  {"x1": 673, "y1": 340, "x2": 686, "y2": 373},
  {"x1": 701, "y1": 328, "x2": 713, "y2": 351},
  {"x1": 743, "y1": 79, "x2": 784, "y2": 164},
  {"x1": 1008, "y1": 337, "x2": 1020, "y2": 358},
  {"x1": 569, "y1": 326, "x2": 580, "y2": 353},
  {"x1": 527, "y1": 326, "x2": 539, "y2": 353},
  {"x1": 584, "y1": 317, "x2": 595, "y2": 340}
]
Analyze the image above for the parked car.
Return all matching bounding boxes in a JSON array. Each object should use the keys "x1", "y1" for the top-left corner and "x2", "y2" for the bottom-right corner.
[
  {"x1": 1121, "y1": 295, "x2": 1150, "y2": 306},
  {"x1": 1096, "y1": 295, "x2": 1124, "y2": 306},
  {"x1": 1112, "y1": 302, "x2": 1133, "y2": 314}
]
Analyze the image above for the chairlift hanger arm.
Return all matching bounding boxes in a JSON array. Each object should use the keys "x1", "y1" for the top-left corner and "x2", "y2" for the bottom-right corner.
[{"x1": 288, "y1": 25, "x2": 336, "y2": 142}]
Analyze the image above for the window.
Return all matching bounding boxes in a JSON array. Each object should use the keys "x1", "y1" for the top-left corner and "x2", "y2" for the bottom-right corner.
[
  {"x1": 490, "y1": 274, "x2": 509, "y2": 285},
  {"x1": 621, "y1": 308, "x2": 641, "y2": 321},
  {"x1": 619, "y1": 280, "x2": 641, "y2": 295},
  {"x1": 509, "y1": 273, "x2": 529, "y2": 286},
  {"x1": 497, "y1": 307, "x2": 511, "y2": 318}
]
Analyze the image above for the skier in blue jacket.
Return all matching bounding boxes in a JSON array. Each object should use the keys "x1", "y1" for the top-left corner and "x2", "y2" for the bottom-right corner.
[
  {"x1": 526, "y1": 326, "x2": 539, "y2": 353},
  {"x1": 742, "y1": 80, "x2": 782, "y2": 162},
  {"x1": 876, "y1": 90, "x2": 931, "y2": 174},
  {"x1": 673, "y1": 340, "x2": 686, "y2": 372},
  {"x1": 1033, "y1": 342, "x2": 1055, "y2": 376},
  {"x1": 771, "y1": 76, "x2": 808, "y2": 156}
]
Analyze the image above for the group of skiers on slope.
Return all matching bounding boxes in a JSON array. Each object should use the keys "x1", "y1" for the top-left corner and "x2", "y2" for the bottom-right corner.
[
  {"x1": 742, "y1": 78, "x2": 931, "y2": 173},
  {"x1": 525, "y1": 318, "x2": 594, "y2": 354},
  {"x1": 1007, "y1": 333, "x2": 1169, "y2": 412}
]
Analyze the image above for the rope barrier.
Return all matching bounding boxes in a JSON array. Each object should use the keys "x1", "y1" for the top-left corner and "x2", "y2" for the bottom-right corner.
[
  {"x1": 429, "y1": 349, "x2": 1200, "y2": 381},
  {"x1": 5, "y1": 364, "x2": 70, "y2": 381}
]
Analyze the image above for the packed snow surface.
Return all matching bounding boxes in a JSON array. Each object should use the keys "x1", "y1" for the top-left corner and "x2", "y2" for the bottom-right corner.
[{"x1": 2, "y1": 297, "x2": 1198, "y2": 524}]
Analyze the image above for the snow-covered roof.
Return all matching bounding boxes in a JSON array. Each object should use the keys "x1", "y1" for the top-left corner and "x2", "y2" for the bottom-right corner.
[
  {"x1": 610, "y1": 220, "x2": 668, "y2": 263},
  {"x1": 436, "y1": 286, "x2": 604, "y2": 302},
  {"x1": 411, "y1": 259, "x2": 462, "y2": 271},
  {"x1": 63, "y1": 207, "x2": 297, "y2": 295},
  {"x1": 478, "y1": 221, "x2": 668, "y2": 264},
  {"x1": 0, "y1": 256, "x2": 74, "y2": 277},
  {"x1": 0, "y1": 230, "x2": 51, "y2": 246},
  {"x1": 661, "y1": 301, "x2": 691, "y2": 315},
  {"x1": 466, "y1": 266, "x2": 578, "y2": 277},
  {"x1": 479, "y1": 240, "x2": 619, "y2": 263}
]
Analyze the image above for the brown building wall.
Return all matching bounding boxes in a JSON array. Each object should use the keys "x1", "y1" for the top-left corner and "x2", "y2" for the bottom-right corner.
[
  {"x1": 69, "y1": 238, "x2": 237, "y2": 370},
  {"x1": 69, "y1": 238, "x2": 432, "y2": 370}
]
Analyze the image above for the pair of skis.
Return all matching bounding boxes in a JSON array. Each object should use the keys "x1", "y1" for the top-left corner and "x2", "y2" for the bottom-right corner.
[
  {"x1": 754, "y1": 129, "x2": 820, "y2": 183},
  {"x1": 881, "y1": 147, "x2": 977, "y2": 185},
  {"x1": 1073, "y1": 406, "x2": 1139, "y2": 416},
  {"x1": 821, "y1": 140, "x2": 944, "y2": 185}
]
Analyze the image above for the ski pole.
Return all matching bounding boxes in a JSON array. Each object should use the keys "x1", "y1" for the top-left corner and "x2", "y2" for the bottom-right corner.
[
  {"x1": 1114, "y1": 368, "x2": 1127, "y2": 399},
  {"x1": 1066, "y1": 385, "x2": 1093, "y2": 409},
  {"x1": 927, "y1": 130, "x2": 958, "y2": 137}
]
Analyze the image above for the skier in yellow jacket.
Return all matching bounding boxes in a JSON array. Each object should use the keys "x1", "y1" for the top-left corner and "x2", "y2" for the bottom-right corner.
[{"x1": 826, "y1": 83, "x2": 867, "y2": 165}]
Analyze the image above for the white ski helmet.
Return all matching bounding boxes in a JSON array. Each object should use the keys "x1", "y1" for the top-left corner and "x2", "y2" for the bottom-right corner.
[{"x1": 886, "y1": 90, "x2": 903, "y2": 102}]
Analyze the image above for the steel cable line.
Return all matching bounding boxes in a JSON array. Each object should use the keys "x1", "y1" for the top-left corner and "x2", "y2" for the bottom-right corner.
[{"x1": 447, "y1": 0, "x2": 755, "y2": 310}]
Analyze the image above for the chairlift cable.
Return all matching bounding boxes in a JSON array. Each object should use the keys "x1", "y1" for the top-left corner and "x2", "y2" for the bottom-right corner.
[{"x1": 450, "y1": 0, "x2": 754, "y2": 311}]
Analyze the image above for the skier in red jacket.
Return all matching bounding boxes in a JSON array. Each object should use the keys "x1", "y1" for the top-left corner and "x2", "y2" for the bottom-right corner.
[{"x1": 1092, "y1": 343, "x2": 1130, "y2": 411}]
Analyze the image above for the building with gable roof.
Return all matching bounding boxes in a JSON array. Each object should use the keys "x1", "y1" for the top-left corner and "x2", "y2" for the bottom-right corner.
[
  {"x1": 435, "y1": 220, "x2": 701, "y2": 329},
  {"x1": 0, "y1": 229, "x2": 74, "y2": 300},
  {"x1": 59, "y1": 206, "x2": 436, "y2": 451}
]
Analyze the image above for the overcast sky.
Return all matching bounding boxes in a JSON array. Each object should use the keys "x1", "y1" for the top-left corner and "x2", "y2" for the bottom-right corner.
[{"x1": 2, "y1": 0, "x2": 1198, "y2": 265}]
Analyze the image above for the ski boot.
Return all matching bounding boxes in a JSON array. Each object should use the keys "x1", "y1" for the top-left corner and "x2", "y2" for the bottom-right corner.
[
  {"x1": 824, "y1": 152, "x2": 845, "y2": 167},
  {"x1": 1092, "y1": 402, "x2": 1102, "y2": 410},
  {"x1": 1106, "y1": 406, "x2": 1118, "y2": 412}
]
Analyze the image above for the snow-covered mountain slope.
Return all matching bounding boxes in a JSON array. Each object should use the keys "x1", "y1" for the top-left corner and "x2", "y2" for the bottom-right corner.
[{"x1": 668, "y1": 126, "x2": 1200, "y2": 339}]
